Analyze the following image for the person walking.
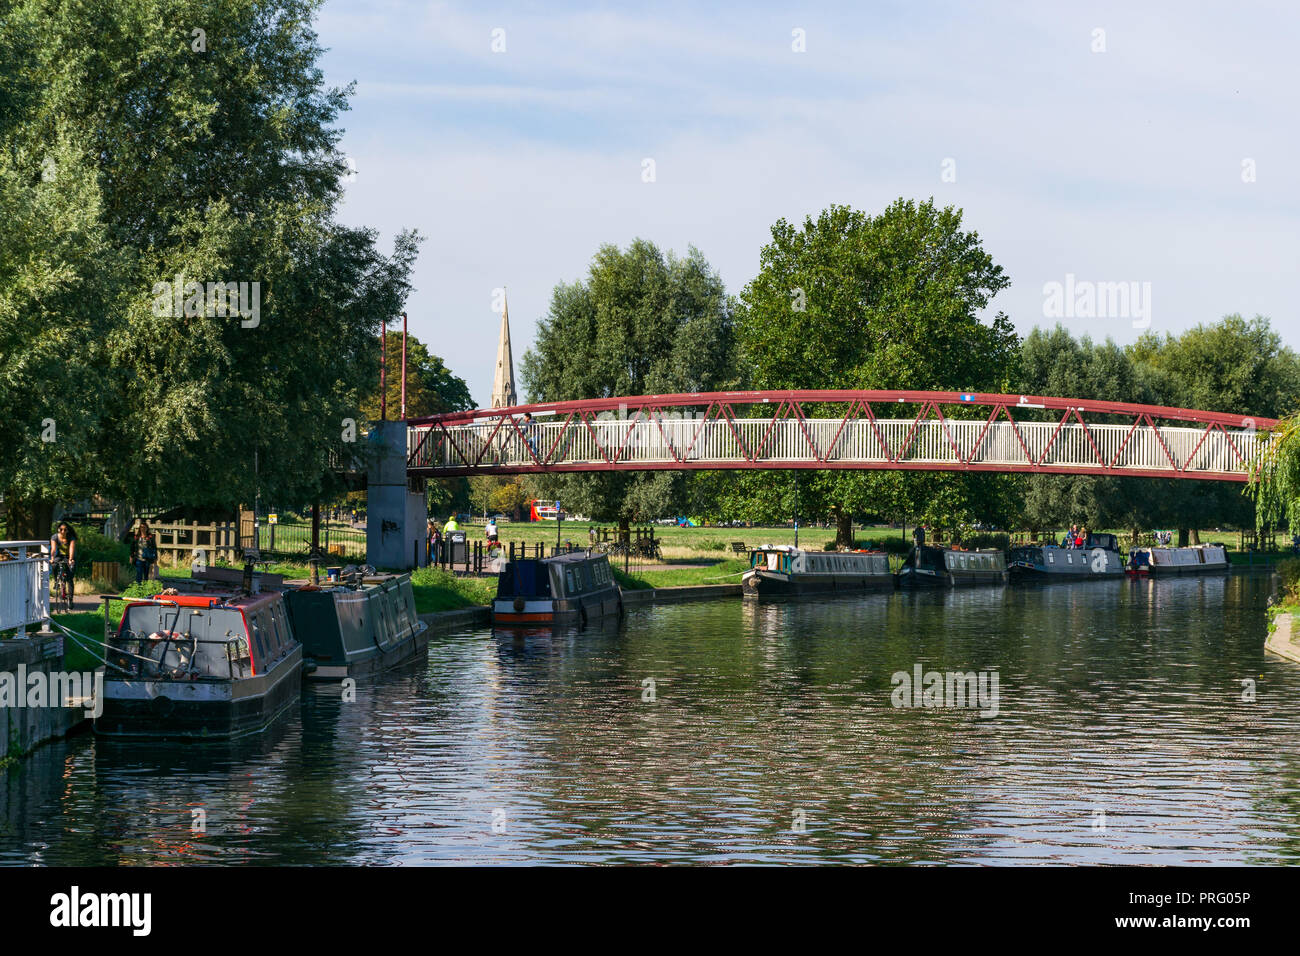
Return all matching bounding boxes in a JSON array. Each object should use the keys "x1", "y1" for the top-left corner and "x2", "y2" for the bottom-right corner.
[{"x1": 131, "y1": 521, "x2": 158, "y2": 584}]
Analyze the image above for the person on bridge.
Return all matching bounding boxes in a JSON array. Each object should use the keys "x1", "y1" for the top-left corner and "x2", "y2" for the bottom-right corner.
[{"x1": 520, "y1": 411, "x2": 539, "y2": 456}]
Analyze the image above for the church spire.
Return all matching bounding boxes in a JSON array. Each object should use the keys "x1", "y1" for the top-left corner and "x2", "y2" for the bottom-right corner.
[{"x1": 491, "y1": 289, "x2": 516, "y2": 408}]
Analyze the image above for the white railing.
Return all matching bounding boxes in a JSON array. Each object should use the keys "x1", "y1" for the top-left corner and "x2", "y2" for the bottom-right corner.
[
  {"x1": 411, "y1": 417, "x2": 1260, "y2": 477},
  {"x1": 0, "y1": 540, "x2": 51, "y2": 637}
]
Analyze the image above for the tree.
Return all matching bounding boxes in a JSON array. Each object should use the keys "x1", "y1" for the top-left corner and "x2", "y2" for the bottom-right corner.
[
  {"x1": 1251, "y1": 414, "x2": 1300, "y2": 533},
  {"x1": 734, "y1": 198, "x2": 1019, "y2": 544},
  {"x1": 361, "y1": 333, "x2": 474, "y2": 421},
  {"x1": 1129, "y1": 315, "x2": 1300, "y2": 542},
  {"x1": 519, "y1": 240, "x2": 736, "y2": 531},
  {"x1": 0, "y1": 0, "x2": 419, "y2": 535},
  {"x1": 1014, "y1": 326, "x2": 1159, "y2": 538}
]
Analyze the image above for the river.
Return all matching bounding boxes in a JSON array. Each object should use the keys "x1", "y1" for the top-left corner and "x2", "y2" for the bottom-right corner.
[{"x1": 3, "y1": 572, "x2": 1298, "y2": 864}]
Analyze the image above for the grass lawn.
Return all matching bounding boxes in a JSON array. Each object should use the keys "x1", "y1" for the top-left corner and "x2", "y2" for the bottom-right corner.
[{"x1": 613, "y1": 559, "x2": 750, "y2": 590}]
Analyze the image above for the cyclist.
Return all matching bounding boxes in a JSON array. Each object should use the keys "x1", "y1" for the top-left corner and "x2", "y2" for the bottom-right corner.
[{"x1": 49, "y1": 521, "x2": 77, "y2": 605}]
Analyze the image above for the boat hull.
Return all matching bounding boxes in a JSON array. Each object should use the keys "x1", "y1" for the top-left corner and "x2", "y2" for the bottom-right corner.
[
  {"x1": 285, "y1": 574, "x2": 430, "y2": 681},
  {"x1": 95, "y1": 647, "x2": 303, "y2": 741},
  {"x1": 742, "y1": 568, "x2": 894, "y2": 599},
  {"x1": 492, "y1": 590, "x2": 622, "y2": 626},
  {"x1": 1128, "y1": 545, "x2": 1229, "y2": 576}
]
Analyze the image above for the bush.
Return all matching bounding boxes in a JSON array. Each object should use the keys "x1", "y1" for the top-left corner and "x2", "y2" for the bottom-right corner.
[
  {"x1": 70, "y1": 523, "x2": 130, "y2": 577},
  {"x1": 1277, "y1": 558, "x2": 1300, "y2": 601},
  {"x1": 963, "y1": 532, "x2": 1011, "y2": 552},
  {"x1": 879, "y1": 537, "x2": 914, "y2": 555}
]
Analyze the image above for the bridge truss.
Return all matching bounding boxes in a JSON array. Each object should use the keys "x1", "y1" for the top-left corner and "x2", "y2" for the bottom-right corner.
[{"x1": 406, "y1": 390, "x2": 1273, "y2": 482}]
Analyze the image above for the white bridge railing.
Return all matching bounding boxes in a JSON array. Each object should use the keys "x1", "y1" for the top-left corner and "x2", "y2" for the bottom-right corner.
[
  {"x1": 411, "y1": 417, "x2": 1260, "y2": 478},
  {"x1": 0, "y1": 540, "x2": 51, "y2": 637}
]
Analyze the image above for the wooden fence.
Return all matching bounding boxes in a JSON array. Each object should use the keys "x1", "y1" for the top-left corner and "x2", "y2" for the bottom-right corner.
[{"x1": 152, "y1": 520, "x2": 242, "y2": 567}]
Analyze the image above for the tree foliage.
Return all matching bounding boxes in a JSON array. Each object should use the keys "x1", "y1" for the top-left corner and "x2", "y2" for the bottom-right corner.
[
  {"x1": 0, "y1": 0, "x2": 419, "y2": 534},
  {"x1": 732, "y1": 198, "x2": 1020, "y2": 541},
  {"x1": 519, "y1": 239, "x2": 735, "y2": 526}
]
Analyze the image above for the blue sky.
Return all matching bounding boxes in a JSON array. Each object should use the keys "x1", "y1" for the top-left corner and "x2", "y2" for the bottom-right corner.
[{"x1": 316, "y1": 0, "x2": 1300, "y2": 406}]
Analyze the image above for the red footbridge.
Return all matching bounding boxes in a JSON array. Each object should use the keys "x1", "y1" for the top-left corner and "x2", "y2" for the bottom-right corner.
[{"x1": 405, "y1": 391, "x2": 1273, "y2": 482}]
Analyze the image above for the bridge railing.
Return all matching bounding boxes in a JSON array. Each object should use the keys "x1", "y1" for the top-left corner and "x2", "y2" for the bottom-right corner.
[
  {"x1": 410, "y1": 415, "x2": 1261, "y2": 478},
  {"x1": 0, "y1": 541, "x2": 51, "y2": 637}
]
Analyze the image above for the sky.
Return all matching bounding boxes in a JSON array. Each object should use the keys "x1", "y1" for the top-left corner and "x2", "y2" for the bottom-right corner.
[{"x1": 315, "y1": 0, "x2": 1300, "y2": 407}]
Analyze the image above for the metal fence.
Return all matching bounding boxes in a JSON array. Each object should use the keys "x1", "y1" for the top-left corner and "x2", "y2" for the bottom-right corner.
[
  {"x1": 240, "y1": 515, "x2": 367, "y2": 562},
  {"x1": 0, "y1": 540, "x2": 50, "y2": 636}
]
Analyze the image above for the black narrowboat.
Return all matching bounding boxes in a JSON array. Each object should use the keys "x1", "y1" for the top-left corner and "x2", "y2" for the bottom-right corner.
[
  {"x1": 283, "y1": 572, "x2": 429, "y2": 680},
  {"x1": 897, "y1": 545, "x2": 1009, "y2": 588},
  {"x1": 96, "y1": 591, "x2": 302, "y2": 740},
  {"x1": 1009, "y1": 533, "x2": 1125, "y2": 581},
  {"x1": 493, "y1": 551, "x2": 622, "y2": 626}
]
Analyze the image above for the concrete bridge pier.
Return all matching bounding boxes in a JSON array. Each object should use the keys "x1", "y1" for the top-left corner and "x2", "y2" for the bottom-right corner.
[{"x1": 366, "y1": 421, "x2": 428, "y2": 570}]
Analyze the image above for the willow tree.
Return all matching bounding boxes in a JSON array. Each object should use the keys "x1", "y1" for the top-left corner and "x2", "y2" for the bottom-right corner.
[
  {"x1": 1250, "y1": 415, "x2": 1300, "y2": 533},
  {"x1": 518, "y1": 240, "x2": 736, "y2": 532},
  {"x1": 0, "y1": 0, "x2": 418, "y2": 535}
]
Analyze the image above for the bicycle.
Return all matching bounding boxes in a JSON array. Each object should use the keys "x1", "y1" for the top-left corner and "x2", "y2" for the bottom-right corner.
[{"x1": 50, "y1": 558, "x2": 74, "y2": 613}]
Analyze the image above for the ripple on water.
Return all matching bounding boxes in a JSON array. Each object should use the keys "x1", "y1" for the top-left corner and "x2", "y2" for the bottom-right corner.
[{"x1": 2, "y1": 573, "x2": 1299, "y2": 864}]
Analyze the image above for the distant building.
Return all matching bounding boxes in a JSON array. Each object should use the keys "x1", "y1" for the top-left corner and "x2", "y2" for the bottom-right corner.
[{"x1": 491, "y1": 290, "x2": 516, "y2": 408}]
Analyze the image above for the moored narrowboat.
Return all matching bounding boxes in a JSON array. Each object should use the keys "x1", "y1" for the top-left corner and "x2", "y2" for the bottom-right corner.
[
  {"x1": 283, "y1": 572, "x2": 429, "y2": 680},
  {"x1": 1009, "y1": 533, "x2": 1125, "y2": 581},
  {"x1": 1127, "y1": 543, "x2": 1229, "y2": 576},
  {"x1": 493, "y1": 551, "x2": 622, "y2": 626},
  {"x1": 897, "y1": 545, "x2": 1008, "y2": 588},
  {"x1": 96, "y1": 591, "x2": 302, "y2": 740},
  {"x1": 742, "y1": 546, "x2": 893, "y2": 599}
]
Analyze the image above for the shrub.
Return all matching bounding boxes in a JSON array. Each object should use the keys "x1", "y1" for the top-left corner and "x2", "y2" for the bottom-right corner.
[
  {"x1": 964, "y1": 532, "x2": 1011, "y2": 552},
  {"x1": 70, "y1": 523, "x2": 130, "y2": 577},
  {"x1": 879, "y1": 537, "x2": 914, "y2": 555},
  {"x1": 1277, "y1": 558, "x2": 1300, "y2": 601}
]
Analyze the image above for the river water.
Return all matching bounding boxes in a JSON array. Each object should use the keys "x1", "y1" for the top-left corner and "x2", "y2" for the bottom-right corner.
[{"x1": 3, "y1": 572, "x2": 1298, "y2": 865}]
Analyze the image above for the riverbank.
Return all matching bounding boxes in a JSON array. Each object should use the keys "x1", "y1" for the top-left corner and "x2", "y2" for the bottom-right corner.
[{"x1": 1266, "y1": 607, "x2": 1300, "y2": 665}]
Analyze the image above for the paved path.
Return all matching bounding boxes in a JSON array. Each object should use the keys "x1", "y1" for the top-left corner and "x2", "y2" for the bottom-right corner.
[{"x1": 1266, "y1": 610, "x2": 1300, "y2": 665}]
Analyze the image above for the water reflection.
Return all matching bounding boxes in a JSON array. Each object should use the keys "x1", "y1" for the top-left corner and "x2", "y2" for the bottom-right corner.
[{"x1": 2, "y1": 573, "x2": 1298, "y2": 864}]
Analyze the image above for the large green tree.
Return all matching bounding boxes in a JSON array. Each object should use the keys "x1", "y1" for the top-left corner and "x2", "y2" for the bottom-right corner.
[
  {"x1": 0, "y1": 0, "x2": 418, "y2": 535},
  {"x1": 734, "y1": 198, "x2": 1020, "y2": 544},
  {"x1": 1128, "y1": 315, "x2": 1300, "y2": 542},
  {"x1": 1014, "y1": 326, "x2": 1159, "y2": 538},
  {"x1": 519, "y1": 240, "x2": 736, "y2": 530}
]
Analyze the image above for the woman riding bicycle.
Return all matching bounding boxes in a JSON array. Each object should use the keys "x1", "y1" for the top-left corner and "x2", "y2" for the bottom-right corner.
[{"x1": 50, "y1": 521, "x2": 77, "y2": 602}]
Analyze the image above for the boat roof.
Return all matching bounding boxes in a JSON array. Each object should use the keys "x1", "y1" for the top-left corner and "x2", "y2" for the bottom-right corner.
[
  {"x1": 535, "y1": 550, "x2": 607, "y2": 565},
  {"x1": 127, "y1": 591, "x2": 281, "y2": 611},
  {"x1": 751, "y1": 545, "x2": 884, "y2": 554}
]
